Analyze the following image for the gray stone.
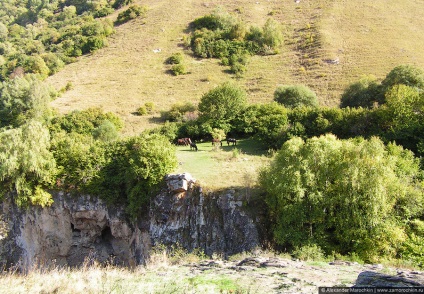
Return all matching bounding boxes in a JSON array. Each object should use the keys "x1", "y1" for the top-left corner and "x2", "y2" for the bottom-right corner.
[
  {"x1": 0, "y1": 173, "x2": 260, "y2": 271},
  {"x1": 354, "y1": 271, "x2": 424, "y2": 287}
]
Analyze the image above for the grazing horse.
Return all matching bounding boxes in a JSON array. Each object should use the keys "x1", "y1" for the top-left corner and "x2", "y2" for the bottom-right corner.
[
  {"x1": 183, "y1": 138, "x2": 192, "y2": 145},
  {"x1": 177, "y1": 138, "x2": 187, "y2": 145},
  {"x1": 190, "y1": 142, "x2": 198, "y2": 151},
  {"x1": 226, "y1": 138, "x2": 237, "y2": 146},
  {"x1": 177, "y1": 138, "x2": 192, "y2": 146},
  {"x1": 212, "y1": 138, "x2": 222, "y2": 146}
]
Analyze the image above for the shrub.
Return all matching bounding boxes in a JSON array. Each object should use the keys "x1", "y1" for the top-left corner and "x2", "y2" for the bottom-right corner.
[
  {"x1": 171, "y1": 63, "x2": 187, "y2": 76},
  {"x1": 274, "y1": 84, "x2": 318, "y2": 108},
  {"x1": 261, "y1": 18, "x2": 283, "y2": 52},
  {"x1": 144, "y1": 102, "x2": 155, "y2": 113},
  {"x1": 116, "y1": 5, "x2": 147, "y2": 24},
  {"x1": 166, "y1": 53, "x2": 184, "y2": 65},
  {"x1": 112, "y1": 0, "x2": 134, "y2": 9},
  {"x1": 340, "y1": 75, "x2": 383, "y2": 108},
  {"x1": 50, "y1": 108, "x2": 123, "y2": 135},
  {"x1": 293, "y1": 244, "x2": 325, "y2": 261},
  {"x1": 137, "y1": 106, "x2": 148, "y2": 116},
  {"x1": 92, "y1": 120, "x2": 119, "y2": 142},
  {"x1": 161, "y1": 102, "x2": 197, "y2": 122},
  {"x1": 93, "y1": 133, "x2": 178, "y2": 218}
]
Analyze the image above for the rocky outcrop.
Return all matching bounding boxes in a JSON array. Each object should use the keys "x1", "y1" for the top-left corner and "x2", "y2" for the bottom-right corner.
[
  {"x1": 0, "y1": 193, "x2": 144, "y2": 270},
  {"x1": 0, "y1": 173, "x2": 260, "y2": 270},
  {"x1": 150, "y1": 180, "x2": 259, "y2": 257},
  {"x1": 355, "y1": 270, "x2": 424, "y2": 287}
]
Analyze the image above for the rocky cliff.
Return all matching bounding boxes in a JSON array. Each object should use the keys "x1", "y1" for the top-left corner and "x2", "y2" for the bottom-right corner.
[{"x1": 0, "y1": 173, "x2": 260, "y2": 271}]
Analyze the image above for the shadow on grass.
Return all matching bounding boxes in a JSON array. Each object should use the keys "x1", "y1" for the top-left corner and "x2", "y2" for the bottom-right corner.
[{"x1": 220, "y1": 137, "x2": 268, "y2": 156}]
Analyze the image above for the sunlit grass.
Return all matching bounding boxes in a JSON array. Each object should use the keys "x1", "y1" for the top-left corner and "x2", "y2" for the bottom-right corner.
[{"x1": 174, "y1": 138, "x2": 270, "y2": 188}]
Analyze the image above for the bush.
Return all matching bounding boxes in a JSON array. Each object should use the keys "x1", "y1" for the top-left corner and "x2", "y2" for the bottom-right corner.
[
  {"x1": 340, "y1": 75, "x2": 383, "y2": 108},
  {"x1": 116, "y1": 5, "x2": 147, "y2": 24},
  {"x1": 92, "y1": 120, "x2": 119, "y2": 142},
  {"x1": 93, "y1": 133, "x2": 178, "y2": 218},
  {"x1": 112, "y1": 0, "x2": 134, "y2": 9},
  {"x1": 166, "y1": 53, "x2": 184, "y2": 65},
  {"x1": 144, "y1": 102, "x2": 155, "y2": 113},
  {"x1": 50, "y1": 108, "x2": 123, "y2": 135},
  {"x1": 274, "y1": 84, "x2": 318, "y2": 108},
  {"x1": 161, "y1": 102, "x2": 197, "y2": 122},
  {"x1": 171, "y1": 63, "x2": 187, "y2": 76},
  {"x1": 137, "y1": 106, "x2": 148, "y2": 116},
  {"x1": 293, "y1": 244, "x2": 325, "y2": 261}
]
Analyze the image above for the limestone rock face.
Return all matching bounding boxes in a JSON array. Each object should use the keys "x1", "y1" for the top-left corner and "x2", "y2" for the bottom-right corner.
[
  {"x1": 150, "y1": 186, "x2": 259, "y2": 257},
  {"x1": 355, "y1": 271, "x2": 424, "y2": 287},
  {"x1": 0, "y1": 173, "x2": 260, "y2": 270}
]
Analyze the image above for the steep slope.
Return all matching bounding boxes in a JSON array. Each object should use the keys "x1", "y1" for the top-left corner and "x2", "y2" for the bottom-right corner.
[{"x1": 47, "y1": 0, "x2": 424, "y2": 136}]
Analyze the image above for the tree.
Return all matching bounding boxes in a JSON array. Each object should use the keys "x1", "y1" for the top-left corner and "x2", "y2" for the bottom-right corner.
[
  {"x1": 51, "y1": 131, "x2": 106, "y2": 190},
  {"x1": 0, "y1": 74, "x2": 53, "y2": 127},
  {"x1": 0, "y1": 120, "x2": 56, "y2": 207},
  {"x1": 274, "y1": 85, "x2": 318, "y2": 108},
  {"x1": 382, "y1": 64, "x2": 424, "y2": 92},
  {"x1": 340, "y1": 75, "x2": 382, "y2": 108},
  {"x1": 93, "y1": 133, "x2": 178, "y2": 218},
  {"x1": 379, "y1": 84, "x2": 424, "y2": 152},
  {"x1": 198, "y1": 81, "x2": 247, "y2": 132},
  {"x1": 262, "y1": 18, "x2": 283, "y2": 51},
  {"x1": 259, "y1": 134, "x2": 423, "y2": 261}
]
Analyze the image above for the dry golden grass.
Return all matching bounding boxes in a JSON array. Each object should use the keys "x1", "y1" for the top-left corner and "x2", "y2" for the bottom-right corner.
[{"x1": 47, "y1": 0, "x2": 424, "y2": 136}]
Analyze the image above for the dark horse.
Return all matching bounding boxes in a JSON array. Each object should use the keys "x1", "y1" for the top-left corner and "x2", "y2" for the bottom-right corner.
[
  {"x1": 190, "y1": 142, "x2": 198, "y2": 151},
  {"x1": 226, "y1": 138, "x2": 237, "y2": 146},
  {"x1": 212, "y1": 138, "x2": 222, "y2": 146},
  {"x1": 177, "y1": 138, "x2": 192, "y2": 146}
]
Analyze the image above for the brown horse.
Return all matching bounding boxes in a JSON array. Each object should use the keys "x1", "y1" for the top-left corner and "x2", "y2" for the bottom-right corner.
[
  {"x1": 212, "y1": 138, "x2": 222, "y2": 146},
  {"x1": 177, "y1": 138, "x2": 192, "y2": 146}
]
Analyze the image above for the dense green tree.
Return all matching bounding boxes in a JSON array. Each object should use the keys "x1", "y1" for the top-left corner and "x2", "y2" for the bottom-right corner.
[
  {"x1": 379, "y1": 84, "x2": 424, "y2": 152},
  {"x1": 382, "y1": 64, "x2": 424, "y2": 92},
  {"x1": 260, "y1": 134, "x2": 423, "y2": 261},
  {"x1": 0, "y1": 74, "x2": 53, "y2": 127},
  {"x1": 51, "y1": 131, "x2": 106, "y2": 189},
  {"x1": 198, "y1": 82, "x2": 247, "y2": 133},
  {"x1": 0, "y1": 120, "x2": 56, "y2": 207},
  {"x1": 234, "y1": 102, "x2": 289, "y2": 147},
  {"x1": 274, "y1": 85, "x2": 318, "y2": 108},
  {"x1": 50, "y1": 107, "x2": 123, "y2": 135},
  {"x1": 93, "y1": 133, "x2": 178, "y2": 218},
  {"x1": 340, "y1": 75, "x2": 383, "y2": 108}
]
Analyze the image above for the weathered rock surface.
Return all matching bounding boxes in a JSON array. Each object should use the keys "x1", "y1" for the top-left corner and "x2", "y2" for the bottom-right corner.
[
  {"x1": 0, "y1": 173, "x2": 260, "y2": 270},
  {"x1": 354, "y1": 270, "x2": 424, "y2": 287}
]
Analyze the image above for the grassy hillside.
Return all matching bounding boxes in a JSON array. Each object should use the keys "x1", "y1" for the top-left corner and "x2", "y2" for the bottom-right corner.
[{"x1": 47, "y1": 0, "x2": 424, "y2": 136}]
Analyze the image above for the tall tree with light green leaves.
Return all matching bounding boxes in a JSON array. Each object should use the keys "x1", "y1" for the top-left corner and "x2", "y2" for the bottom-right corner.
[
  {"x1": 260, "y1": 134, "x2": 423, "y2": 261},
  {"x1": 0, "y1": 120, "x2": 56, "y2": 207}
]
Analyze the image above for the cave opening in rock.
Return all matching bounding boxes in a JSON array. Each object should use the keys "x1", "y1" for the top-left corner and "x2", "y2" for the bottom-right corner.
[{"x1": 101, "y1": 226, "x2": 113, "y2": 241}]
